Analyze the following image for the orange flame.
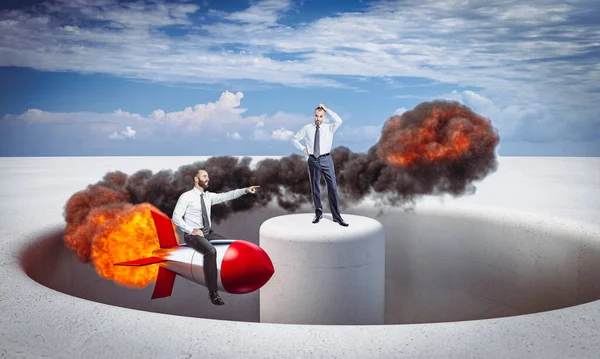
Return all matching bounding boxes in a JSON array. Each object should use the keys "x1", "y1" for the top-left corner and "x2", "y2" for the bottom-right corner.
[
  {"x1": 90, "y1": 203, "x2": 162, "y2": 288},
  {"x1": 63, "y1": 186, "x2": 130, "y2": 262},
  {"x1": 379, "y1": 103, "x2": 497, "y2": 167}
]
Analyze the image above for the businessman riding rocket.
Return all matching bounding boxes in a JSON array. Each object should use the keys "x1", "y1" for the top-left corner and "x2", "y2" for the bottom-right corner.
[{"x1": 116, "y1": 169, "x2": 273, "y2": 306}]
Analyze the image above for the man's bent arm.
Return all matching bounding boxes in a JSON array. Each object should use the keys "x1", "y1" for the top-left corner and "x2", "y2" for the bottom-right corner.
[
  {"x1": 211, "y1": 188, "x2": 247, "y2": 205},
  {"x1": 172, "y1": 195, "x2": 194, "y2": 234},
  {"x1": 291, "y1": 127, "x2": 306, "y2": 152},
  {"x1": 326, "y1": 108, "x2": 343, "y2": 133}
]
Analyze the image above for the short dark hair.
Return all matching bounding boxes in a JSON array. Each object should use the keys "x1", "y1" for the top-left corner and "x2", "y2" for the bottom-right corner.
[
  {"x1": 193, "y1": 168, "x2": 206, "y2": 182},
  {"x1": 314, "y1": 106, "x2": 326, "y2": 113}
]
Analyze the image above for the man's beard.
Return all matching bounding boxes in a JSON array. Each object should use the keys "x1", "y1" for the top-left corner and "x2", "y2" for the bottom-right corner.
[{"x1": 196, "y1": 179, "x2": 209, "y2": 188}]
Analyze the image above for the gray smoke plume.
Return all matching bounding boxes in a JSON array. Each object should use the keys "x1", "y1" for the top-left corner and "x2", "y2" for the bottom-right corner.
[{"x1": 65, "y1": 100, "x2": 500, "y2": 227}]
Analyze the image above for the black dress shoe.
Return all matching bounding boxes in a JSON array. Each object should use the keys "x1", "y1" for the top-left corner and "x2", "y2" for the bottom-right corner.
[
  {"x1": 209, "y1": 291, "x2": 225, "y2": 305},
  {"x1": 333, "y1": 219, "x2": 349, "y2": 227},
  {"x1": 312, "y1": 214, "x2": 322, "y2": 224}
]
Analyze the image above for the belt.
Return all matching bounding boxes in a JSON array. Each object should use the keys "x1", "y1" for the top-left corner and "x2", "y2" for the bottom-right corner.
[{"x1": 310, "y1": 153, "x2": 330, "y2": 159}]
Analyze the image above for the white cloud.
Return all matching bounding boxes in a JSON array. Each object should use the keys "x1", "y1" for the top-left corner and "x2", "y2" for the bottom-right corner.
[
  {"x1": 154, "y1": 91, "x2": 246, "y2": 131},
  {"x1": 337, "y1": 125, "x2": 382, "y2": 143},
  {"x1": 109, "y1": 126, "x2": 136, "y2": 140},
  {"x1": 252, "y1": 128, "x2": 270, "y2": 141},
  {"x1": 3, "y1": 0, "x2": 596, "y2": 101},
  {"x1": 271, "y1": 127, "x2": 294, "y2": 140},
  {"x1": 1, "y1": 0, "x2": 598, "y2": 142},
  {"x1": 114, "y1": 109, "x2": 144, "y2": 120},
  {"x1": 459, "y1": 91, "x2": 495, "y2": 109},
  {"x1": 60, "y1": 25, "x2": 80, "y2": 33},
  {"x1": 393, "y1": 95, "x2": 429, "y2": 100},
  {"x1": 225, "y1": 0, "x2": 292, "y2": 26},
  {"x1": 251, "y1": 121, "x2": 297, "y2": 141},
  {"x1": 393, "y1": 108, "x2": 407, "y2": 116},
  {"x1": 2, "y1": 90, "x2": 316, "y2": 142},
  {"x1": 269, "y1": 111, "x2": 311, "y2": 127},
  {"x1": 4, "y1": 109, "x2": 67, "y2": 123},
  {"x1": 149, "y1": 109, "x2": 166, "y2": 121},
  {"x1": 252, "y1": 117, "x2": 266, "y2": 128},
  {"x1": 227, "y1": 132, "x2": 242, "y2": 140},
  {"x1": 3, "y1": 109, "x2": 127, "y2": 134},
  {"x1": 435, "y1": 89, "x2": 591, "y2": 141}
]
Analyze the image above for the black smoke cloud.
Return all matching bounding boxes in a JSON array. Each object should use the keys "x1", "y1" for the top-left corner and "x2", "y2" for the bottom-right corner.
[{"x1": 65, "y1": 100, "x2": 500, "y2": 225}]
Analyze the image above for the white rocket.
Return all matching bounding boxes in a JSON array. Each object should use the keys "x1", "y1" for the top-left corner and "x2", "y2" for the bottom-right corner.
[{"x1": 114, "y1": 210, "x2": 275, "y2": 299}]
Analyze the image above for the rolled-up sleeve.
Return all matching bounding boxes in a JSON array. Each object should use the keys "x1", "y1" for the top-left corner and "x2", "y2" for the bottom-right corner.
[
  {"x1": 327, "y1": 109, "x2": 343, "y2": 133},
  {"x1": 210, "y1": 188, "x2": 247, "y2": 205}
]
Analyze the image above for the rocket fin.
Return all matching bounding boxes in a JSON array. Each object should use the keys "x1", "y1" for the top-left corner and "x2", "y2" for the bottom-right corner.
[
  {"x1": 150, "y1": 210, "x2": 179, "y2": 248},
  {"x1": 113, "y1": 257, "x2": 166, "y2": 266},
  {"x1": 151, "y1": 266, "x2": 176, "y2": 299}
]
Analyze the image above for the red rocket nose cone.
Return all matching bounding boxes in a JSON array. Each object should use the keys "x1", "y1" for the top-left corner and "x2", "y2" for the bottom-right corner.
[{"x1": 220, "y1": 240, "x2": 275, "y2": 294}]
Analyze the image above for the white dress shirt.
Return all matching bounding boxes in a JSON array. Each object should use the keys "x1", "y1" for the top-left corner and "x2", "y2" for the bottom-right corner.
[
  {"x1": 172, "y1": 186, "x2": 247, "y2": 234},
  {"x1": 291, "y1": 108, "x2": 342, "y2": 156}
]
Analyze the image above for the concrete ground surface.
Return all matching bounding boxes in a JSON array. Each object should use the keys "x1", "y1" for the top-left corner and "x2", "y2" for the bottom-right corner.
[{"x1": 0, "y1": 156, "x2": 599, "y2": 358}]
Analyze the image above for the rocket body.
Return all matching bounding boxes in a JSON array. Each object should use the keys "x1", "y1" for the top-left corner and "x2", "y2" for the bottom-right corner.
[
  {"x1": 153, "y1": 239, "x2": 274, "y2": 294},
  {"x1": 154, "y1": 245, "x2": 226, "y2": 291}
]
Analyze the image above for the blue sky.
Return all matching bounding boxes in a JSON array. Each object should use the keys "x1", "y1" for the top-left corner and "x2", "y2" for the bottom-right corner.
[{"x1": 0, "y1": 0, "x2": 598, "y2": 156}]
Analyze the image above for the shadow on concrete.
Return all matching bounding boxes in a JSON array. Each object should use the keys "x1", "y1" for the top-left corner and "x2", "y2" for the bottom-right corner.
[{"x1": 20, "y1": 205, "x2": 600, "y2": 324}]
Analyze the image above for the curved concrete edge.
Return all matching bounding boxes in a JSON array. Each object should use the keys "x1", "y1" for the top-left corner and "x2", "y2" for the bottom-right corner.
[
  {"x1": 374, "y1": 200, "x2": 600, "y2": 233},
  {"x1": 3, "y1": 204, "x2": 599, "y2": 358},
  {"x1": 426, "y1": 202, "x2": 600, "y2": 232}
]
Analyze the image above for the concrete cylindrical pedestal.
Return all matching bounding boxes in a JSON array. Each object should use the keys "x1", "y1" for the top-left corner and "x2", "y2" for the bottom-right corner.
[{"x1": 259, "y1": 213, "x2": 385, "y2": 325}]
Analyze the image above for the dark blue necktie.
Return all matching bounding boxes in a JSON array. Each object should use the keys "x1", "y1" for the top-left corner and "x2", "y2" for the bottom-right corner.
[
  {"x1": 314, "y1": 125, "x2": 320, "y2": 157},
  {"x1": 200, "y1": 193, "x2": 210, "y2": 230}
]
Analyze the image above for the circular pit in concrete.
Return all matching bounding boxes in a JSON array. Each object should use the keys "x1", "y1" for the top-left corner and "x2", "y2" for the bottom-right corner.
[{"x1": 20, "y1": 204, "x2": 600, "y2": 324}]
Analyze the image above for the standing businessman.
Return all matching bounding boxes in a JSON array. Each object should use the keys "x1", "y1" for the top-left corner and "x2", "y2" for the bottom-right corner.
[
  {"x1": 291, "y1": 104, "x2": 349, "y2": 227},
  {"x1": 172, "y1": 169, "x2": 260, "y2": 305}
]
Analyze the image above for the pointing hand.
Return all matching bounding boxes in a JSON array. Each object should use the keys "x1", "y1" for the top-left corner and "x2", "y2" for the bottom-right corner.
[{"x1": 246, "y1": 185, "x2": 260, "y2": 194}]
